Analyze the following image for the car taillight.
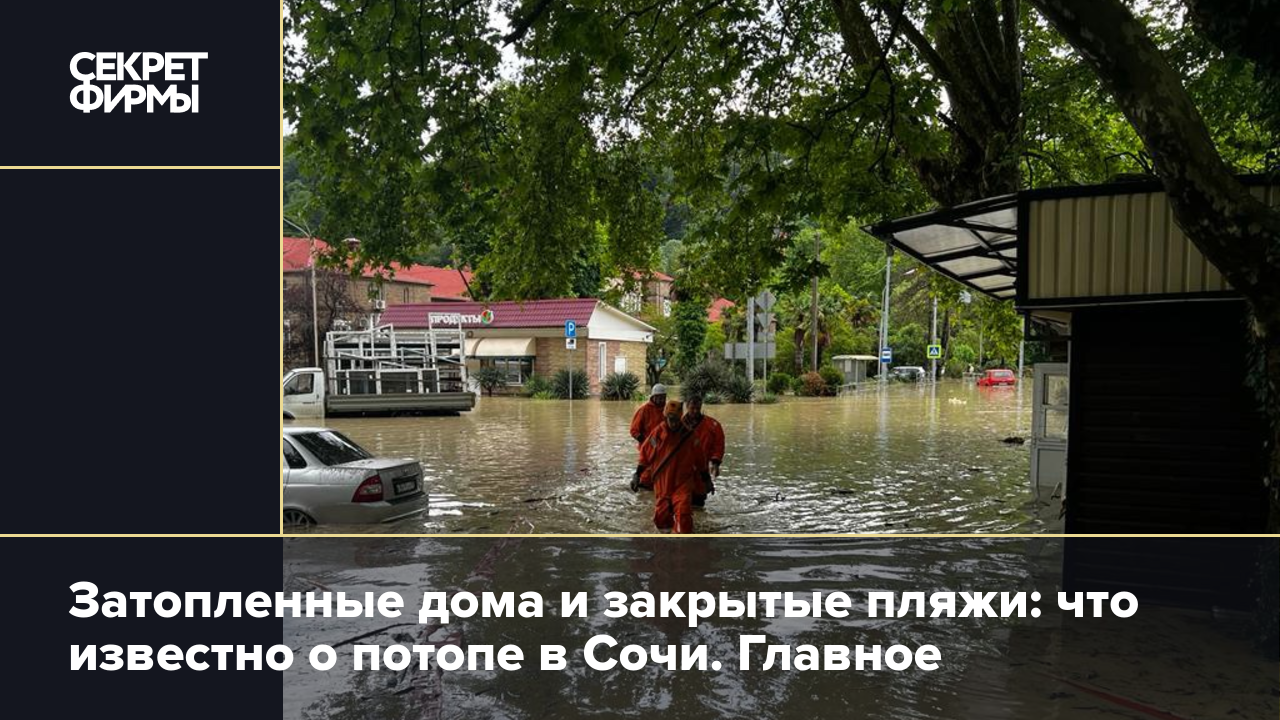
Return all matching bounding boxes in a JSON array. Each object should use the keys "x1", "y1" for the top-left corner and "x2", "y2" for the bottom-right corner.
[{"x1": 352, "y1": 475, "x2": 384, "y2": 502}]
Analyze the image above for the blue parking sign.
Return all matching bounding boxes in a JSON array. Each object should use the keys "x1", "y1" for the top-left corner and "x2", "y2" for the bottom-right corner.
[
  {"x1": 565, "y1": 320, "x2": 577, "y2": 338},
  {"x1": 880, "y1": 347, "x2": 893, "y2": 363}
]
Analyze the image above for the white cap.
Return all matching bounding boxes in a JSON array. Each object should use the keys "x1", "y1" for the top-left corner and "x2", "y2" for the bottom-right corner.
[{"x1": 651, "y1": 384, "x2": 668, "y2": 396}]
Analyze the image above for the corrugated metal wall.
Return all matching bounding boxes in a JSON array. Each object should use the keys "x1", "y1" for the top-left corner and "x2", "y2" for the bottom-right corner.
[
  {"x1": 1027, "y1": 184, "x2": 1276, "y2": 301},
  {"x1": 1065, "y1": 301, "x2": 1268, "y2": 535}
]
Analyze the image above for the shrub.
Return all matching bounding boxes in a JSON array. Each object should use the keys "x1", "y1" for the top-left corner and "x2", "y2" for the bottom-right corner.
[
  {"x1": 756, "y1": 391, "x2": 779, "y2": 404},
  {"x1": 767, "y1": 372, "x2": 794, "y2": 395},
  {"x1": 681, "y1": 361, "x2": 730, "y2": 401},
  {"x1": 791, "y1": 375, "x2": 806, "y2": 394},
  {"x1": 551, "y1": 368, "x2": 590, "y2": 399},
  {"x1": 722, "y1": 372, "x2": 755, "y2": 403},
  {"x1": 531, "y1": 390, "x2": 555, "y2": 400},
  {"x1": 798, "y1": 371, "x2": 828, "y2": 397},
  {"x1": 819, "y1": 365, "x2": 844, "y2": 394},
  {"x1": 601, "y1": 371, "x2": 641, "y2": 400},
  {"x1": 522, "y1": 374, "x2": 551, "y2": 398},
  {"x1": 474, "y1": 366, "x2": 507, "y2": 397},
  {"x1": 703, "y1": 392, "x2": 724, "y2": 405}
]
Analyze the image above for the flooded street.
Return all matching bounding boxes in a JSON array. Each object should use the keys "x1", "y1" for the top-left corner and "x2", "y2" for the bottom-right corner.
[
  {"x1": 293, "y1": 380, "x2": 1041, "y2": 534},
  {"x1": 282, "y1": 537, "x2": 1278, "y2": 720}
]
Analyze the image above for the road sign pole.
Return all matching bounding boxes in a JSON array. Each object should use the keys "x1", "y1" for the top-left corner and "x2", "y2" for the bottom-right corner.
[
  {"x1": 930, "y1": 293, "x2": 938, "y2": 382},
  {"x1": 746, "y1": 295, "x2": 755, "y2": 386},
  {"x1": 879, "y1": 247, "x2": 893, "y2": 385}
]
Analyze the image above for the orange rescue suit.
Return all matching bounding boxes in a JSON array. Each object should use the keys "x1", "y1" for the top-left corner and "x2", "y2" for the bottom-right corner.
[
  {"x1": 630, "y1": 402, "x2": 665, "y2": 447},
  {"x1": 689, "y1": 415, "x2": 725, "y2": 465},
  {"x1": 687, "y1": 414, "x2": 724, "y2": 496},
  {"x1": 639, "y1": 424, "x2": 705, "y2": 534}
]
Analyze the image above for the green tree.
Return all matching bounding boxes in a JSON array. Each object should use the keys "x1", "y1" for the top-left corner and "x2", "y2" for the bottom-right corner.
[
  {"x1": 285, "y1": 0, "x2": 1279, "y2": 521},
  {"x1": 672, "y1": 297, "x2": 708, "y2": 375}
]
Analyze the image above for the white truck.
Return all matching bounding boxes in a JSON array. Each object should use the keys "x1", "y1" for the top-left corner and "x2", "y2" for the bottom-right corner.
[{"x1": 283, "y1": 321, "x2": 475, "y2": 418}]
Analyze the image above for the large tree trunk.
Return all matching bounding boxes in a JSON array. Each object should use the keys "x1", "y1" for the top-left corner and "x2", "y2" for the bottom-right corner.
[
  {"x1": 829, "y1": 0, "x2": 1024, "y2": 203},
  {"x1": 1029, "y1": 0, "x2": 1280, "y2": 530}
]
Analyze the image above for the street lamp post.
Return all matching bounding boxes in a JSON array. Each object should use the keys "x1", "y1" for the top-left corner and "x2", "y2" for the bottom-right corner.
[
  {"x1": 878, "y1": 246, "x2": 893, "y2": 385},
  {"x1": 284, "y1": 217, "x2": 320, "y2": 367},
  {"x1": 930, "y1": 293, "x2": 938, "y2": 382}
]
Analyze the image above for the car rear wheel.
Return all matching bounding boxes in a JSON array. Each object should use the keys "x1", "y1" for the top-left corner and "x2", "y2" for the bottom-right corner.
[{"x1": 283, "y1": 509, "x2": 315, "y2": 528}]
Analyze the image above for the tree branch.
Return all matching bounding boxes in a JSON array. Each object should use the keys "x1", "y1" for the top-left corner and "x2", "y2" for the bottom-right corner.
[
  {"x1": 1030, "y1": 0, "x2": 1280, "y2": 325},
  {"x1": 503, "y1": 0, "x2": 555, "y2": 45}
]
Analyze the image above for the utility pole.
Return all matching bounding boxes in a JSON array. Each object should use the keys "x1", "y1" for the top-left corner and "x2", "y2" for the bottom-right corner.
[
  {"x1": 284, "y1": 217, "x2": 320, "y2": 367},
  {"x1": 747, "y1": 295, "x2": 755, "y2": 385},
  {"x1": 1017, "y1": 315, "x2": 1025, "y2": 380},
  {"x1": 930, "y1": 293, "x2": 938, "y2": 382},
  {"x1": 878, "y1": 246, "x2": 893, "y2": 385},
  {"x1": 810, "y1": 231, "x2": 820, "y2": 372}
]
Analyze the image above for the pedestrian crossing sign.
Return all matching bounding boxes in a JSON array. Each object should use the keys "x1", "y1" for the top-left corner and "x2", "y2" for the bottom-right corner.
[{"x1": 927, "y1": 344, "x2": 942, "y2": 359}]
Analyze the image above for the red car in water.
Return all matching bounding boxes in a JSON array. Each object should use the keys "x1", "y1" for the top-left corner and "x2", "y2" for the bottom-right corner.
[{"x1": 976, "y1": 368, "x2": 1017, "y2": 387}]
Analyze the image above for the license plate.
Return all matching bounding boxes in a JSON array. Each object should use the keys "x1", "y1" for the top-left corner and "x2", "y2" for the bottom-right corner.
[{"x1": 394, "y1": 479, "x2": 416, "y2": 494}]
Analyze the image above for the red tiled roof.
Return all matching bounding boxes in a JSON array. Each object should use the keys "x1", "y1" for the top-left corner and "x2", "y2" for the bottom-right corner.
[
  {"x1": 708, "y1": 298, "x2": 735, "y2": 323},
  {"x1": 381, "y1": 299, "x2": 601, "y2": 329},
  {"x1": 282, "y1": 237, "x2": 473, "y2": 296},
  {"x1": 632, "y1": 269, "x2": 674, "y2": 282},
  {"x1": 396, "y1": 265, "x2": 473, "y2": 299}
]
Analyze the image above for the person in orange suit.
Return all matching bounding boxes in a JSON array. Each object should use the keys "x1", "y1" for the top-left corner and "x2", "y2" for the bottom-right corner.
[
  {"x1": 629, "y1": 384, "x2": 667, "y2": 490},
  {"x1": 683, "y1": 395, "x2": 724, "y2": 508},
  {"x1": 639, "y1": 400, "x2": 705, "y2": 533}
]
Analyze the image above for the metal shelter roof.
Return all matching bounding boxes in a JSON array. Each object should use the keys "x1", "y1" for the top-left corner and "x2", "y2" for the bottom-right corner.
[{"x1": 864, "y1": 193, "x2": 1019, "y2": 300}]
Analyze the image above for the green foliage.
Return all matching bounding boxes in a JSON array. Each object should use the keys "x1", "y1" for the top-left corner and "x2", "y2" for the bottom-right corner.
[
  {"x1": 672, "y1": 299, "x2": 709, "y2": 374},
  {"x1": 680, "y1": 360, "x2": 755, "y2": 403},
  {"x1": 703, "y1": 392, "x2": 724, "y2": 405},
  {"x1": 285, "y1": 0, "x2": 1274, "y2": 304},
  {"x1": 797, "y1": 371, "x2": 829, "y2": 397},
  {"x1": 522, "y1": 374, "x2": 551, "y2": 398},
  {"x1": 756, "y1": 391, "x2": 779, "y2": 404},
  {"x1": 282, "y1": 135, "x2": 323, "y2": 235},
  {"x1": 702, "y1": 320, "x2": 726, "y2": 362},
  {"x1": 888, "y1": 322, "x2": 928, "y2": 368},
  {"x1": 641, "y1": 310, "x2": 677, "y2": 386},
  {"x1": 819, "y1": 365, "x2": 845, "y2": 392},
  {"x1": 772, "y1": 334, "x2": 797, "y2": 376},
  {"x1": 551, "y1": 369, "x2": 589, "y2": 399},
  {"x1": 767, "y1": 372, "x2": 794, "y2": 395},
  {"x1": 531, "y1": 390, "x2": 555, "y2": 400},
  {"x1": 721, "y1": 372, "x2": 755, "y2": 404},
  {"x1": 473, "y1": 366, "x2": 507, "y2": 397},
  {"x1": 680, "y1": 362, "x2": 730, "y2": 402},
  {"x1": 600, "y1": 371, "x2": 641, "y2": 401},
  {"x1": 951, "y1": 343, "x2": 977, "y2": 365}
]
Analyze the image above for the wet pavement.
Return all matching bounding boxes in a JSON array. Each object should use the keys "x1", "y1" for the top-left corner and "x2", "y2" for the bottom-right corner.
[
  {"x1": 288, "y1": 380, "x2": 1043, "y2": 534},
  {"x1": 282, "y1": 537, "x2": 1279, "y2": 720}
]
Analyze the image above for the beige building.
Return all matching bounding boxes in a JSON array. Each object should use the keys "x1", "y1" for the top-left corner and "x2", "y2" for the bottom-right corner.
[{"x1": 379, "y1": 299, "x2": 655, "y2": 395}]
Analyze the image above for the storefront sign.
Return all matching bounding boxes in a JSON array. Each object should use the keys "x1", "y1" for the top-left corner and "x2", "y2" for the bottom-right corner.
[{"x1": 429, "y1": 310, "x2": 495, "y2": 326}]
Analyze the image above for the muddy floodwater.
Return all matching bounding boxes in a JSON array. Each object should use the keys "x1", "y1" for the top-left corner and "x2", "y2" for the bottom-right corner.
[
  {"x1": 282, "y1": 537, "x2": 1279, "y2": 720},
  {"x1": 293, "y1": 380, "x2": 1045, "y2": 534}
]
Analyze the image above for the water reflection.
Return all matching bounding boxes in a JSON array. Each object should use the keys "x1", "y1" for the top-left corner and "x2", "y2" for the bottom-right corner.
[
  {"x1": 292, "y1": 380, "x2": 1042, "y2": 534},
  {"x1": 282, "y1": 537, "x2": 1278, "y2": 720}
]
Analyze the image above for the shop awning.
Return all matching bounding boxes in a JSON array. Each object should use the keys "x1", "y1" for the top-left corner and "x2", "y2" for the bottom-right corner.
[
  {"x1": 864, "y1": 193, "x2": 1019, "y2": 300},
  {"x1": 465, "y1": 338, "x2": 537, "y2": 357}
]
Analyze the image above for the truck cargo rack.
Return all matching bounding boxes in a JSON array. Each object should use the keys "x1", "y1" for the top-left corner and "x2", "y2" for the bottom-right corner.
[{"x1": 323, "y1": 319, "x2": 469, "y2": 397}]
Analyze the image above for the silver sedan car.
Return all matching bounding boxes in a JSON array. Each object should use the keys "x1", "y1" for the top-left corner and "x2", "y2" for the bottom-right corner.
[{"x1": 282, "y1": 426, "x2": 426, "y2": 526}]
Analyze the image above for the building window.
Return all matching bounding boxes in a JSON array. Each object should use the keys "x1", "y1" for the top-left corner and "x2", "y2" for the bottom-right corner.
[
  {"x1": 404, "y1": 287, "x2": 410, "y2": 303},
  {"x1": 480, "y1": 357, "x2": 535, "y2": 385}
]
